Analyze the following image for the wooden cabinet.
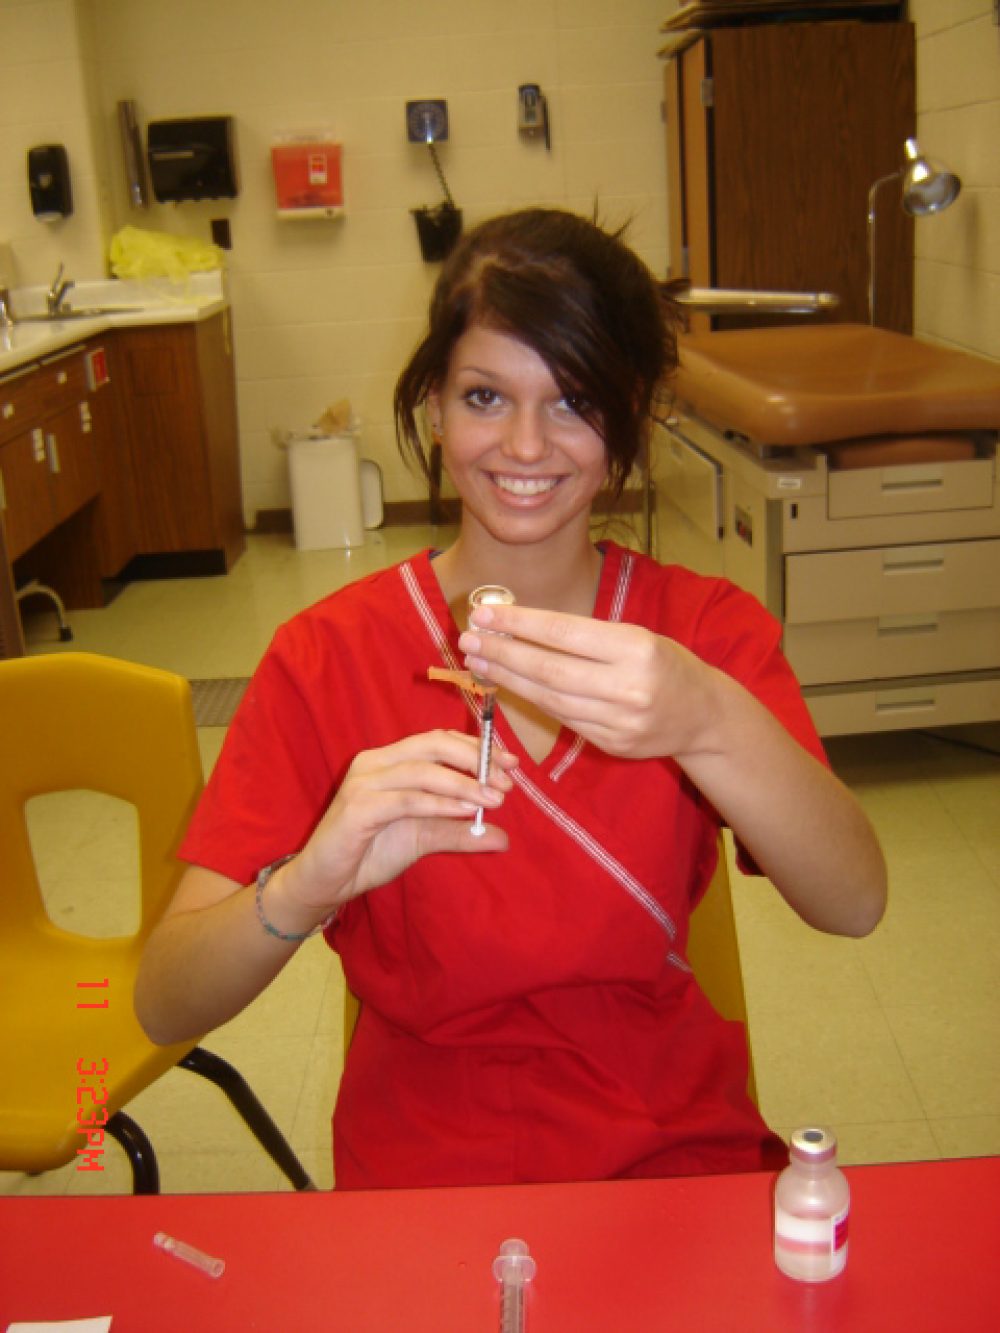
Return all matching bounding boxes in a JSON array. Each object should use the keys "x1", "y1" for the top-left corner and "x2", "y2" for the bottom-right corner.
[
  {"x1": 1, "y1": 308, "x2": 245, "y2": 658},
  {"x1": 117, "y1": 311, "x2": 245, "y2": 572},
  {"x1": 663, "y1": 21, "x2": 915, "y2": 332},
  {"x1": 0, "y1": 346, "x2": 101, "y2": 561}
]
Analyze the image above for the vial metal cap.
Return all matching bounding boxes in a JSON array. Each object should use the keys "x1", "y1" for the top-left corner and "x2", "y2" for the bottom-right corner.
[
  {"x1": 468, "y1": 585, "x2": 516, "y2": 615},
  {"x1": 789, "y1": 1126, "x2": 838, "y2": 1163},
  {"x1": 467, "y1": 585, "x2": 516, "y2": 687}
]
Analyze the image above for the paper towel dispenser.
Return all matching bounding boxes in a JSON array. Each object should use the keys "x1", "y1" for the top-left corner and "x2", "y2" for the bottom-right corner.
[{"x1": 147, "y1": 116, "x2": 239, "y2": 202}]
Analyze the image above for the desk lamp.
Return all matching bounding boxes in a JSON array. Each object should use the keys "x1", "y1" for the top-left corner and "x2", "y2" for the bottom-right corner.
[{"x1": 868, "y1": 137, "x2": 962, "y2": 326}]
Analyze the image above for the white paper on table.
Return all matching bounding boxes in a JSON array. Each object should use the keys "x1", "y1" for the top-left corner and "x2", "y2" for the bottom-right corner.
[{"x1": 6, "y1": 1319, "x2": 112, "y2": 1332}]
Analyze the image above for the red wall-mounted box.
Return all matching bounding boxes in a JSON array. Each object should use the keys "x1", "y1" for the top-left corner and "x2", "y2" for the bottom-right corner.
[{"x1": 271, "y1": 141, "x2": 343, "y2": 218}]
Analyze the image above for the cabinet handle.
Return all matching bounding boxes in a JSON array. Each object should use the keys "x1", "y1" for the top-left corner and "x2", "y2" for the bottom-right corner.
[
  {"x1": 876, "y1": 615, "x2": 940, "y2": 637},
  {"x1": 881, "y1": 475, "x2": 943, "y2": 495},
  {"x1": 0, "y1": 468, "x2": 6, "y2": 510},
  {"x1": 875, "y1": 696, "x2": 936, "y2": 715},
  {"x1": 46, "y1": 433, "x2": 61, "y2": 474},
  {"x1": 882, "y1": 552, "x2": 945, "y2": 575}
]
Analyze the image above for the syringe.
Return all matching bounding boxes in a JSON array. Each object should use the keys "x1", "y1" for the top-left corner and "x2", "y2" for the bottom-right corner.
[
  {"x1": 492, "y1": 1238, "x2": 536, "y2": 1333},
  {"x1": 467, "y1": 585, "x2": 515, "y2": 837},
  {"x1": 471, "y1": 690, "x2": 496, "y2": 837}
]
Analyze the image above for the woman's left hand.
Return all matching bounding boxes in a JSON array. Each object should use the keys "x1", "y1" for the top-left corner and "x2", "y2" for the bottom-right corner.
[{"x1": 459, "y1": 603, "x2": 716, "y2": 762}]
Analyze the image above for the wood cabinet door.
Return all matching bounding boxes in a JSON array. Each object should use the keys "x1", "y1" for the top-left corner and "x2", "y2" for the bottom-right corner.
[
  {"x1": 79, "y1": 339, "x2": 138, "y2": 578},
  {"x1": 119, "y1": 324, "x2": 215, "y2": 553},
  {"x1": 0, "y1": 428, "x2": 55, "y2": 560},
  {"x1": 44, "y1": 401, "x2": 101, "y2": 527},
  {"x1": 666, "y1": 21, "x2": 915, "y2": 332}
]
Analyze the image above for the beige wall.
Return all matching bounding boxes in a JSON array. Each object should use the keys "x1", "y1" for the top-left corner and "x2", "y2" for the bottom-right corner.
[
  {"x1": 911, "y1": 0, "x2": 1000, "y2": 363},
  {"x1": 0, "y1": 0, "x2": 112, "y2": 286},
  {"x1": 3, "y1": 2, "x2": 996, "y2": 522},
  {"x1": 0, "y1": 0, "x2": 671, "y2": 520}
]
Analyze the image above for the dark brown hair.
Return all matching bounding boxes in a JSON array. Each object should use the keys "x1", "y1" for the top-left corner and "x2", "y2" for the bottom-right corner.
[{"x1": 394, "y1": 208, "x2": 680, "y2": 495}]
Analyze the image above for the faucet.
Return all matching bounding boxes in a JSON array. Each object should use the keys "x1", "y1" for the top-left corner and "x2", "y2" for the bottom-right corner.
[
  {"x1": 46, "y1": 262, "x2": 74, "y2": 316},
  {"x1": 0, "y1": 287, "x2": 13, "y2": 328}
]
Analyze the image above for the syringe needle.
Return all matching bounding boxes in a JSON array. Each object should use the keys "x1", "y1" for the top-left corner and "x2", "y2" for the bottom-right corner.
[
  {"x1": 471, "y1": 692, "x2": 496, "y2": 837},
  {"x1": 492, "y1": 1238, "x2": 536, "y2": 1333}
]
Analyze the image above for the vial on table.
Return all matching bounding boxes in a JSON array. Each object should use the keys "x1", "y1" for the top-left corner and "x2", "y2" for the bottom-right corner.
[{"x1": 773, "y1": 1126, "x2": 850, "y2": 1282}]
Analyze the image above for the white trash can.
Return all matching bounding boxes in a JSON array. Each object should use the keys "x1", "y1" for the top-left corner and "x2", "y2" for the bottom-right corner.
[{"x1": 288, "y1": 431, "x2": 365, "y2": 550}]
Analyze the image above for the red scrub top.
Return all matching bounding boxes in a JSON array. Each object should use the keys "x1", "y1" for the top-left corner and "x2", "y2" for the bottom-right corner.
[{"x1": 180, "y1": 543, "x2": 827, "y2": 1189}]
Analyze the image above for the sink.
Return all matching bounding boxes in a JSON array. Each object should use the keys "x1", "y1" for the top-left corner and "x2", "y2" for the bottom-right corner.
[{"x1": 15, "y1": 306, "x2": 145, "y2": 322}]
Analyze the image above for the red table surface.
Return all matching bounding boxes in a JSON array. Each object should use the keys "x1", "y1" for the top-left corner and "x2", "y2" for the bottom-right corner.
[{"x1": 1, "y1": 1158, "x2": 998, "y2": 1331}]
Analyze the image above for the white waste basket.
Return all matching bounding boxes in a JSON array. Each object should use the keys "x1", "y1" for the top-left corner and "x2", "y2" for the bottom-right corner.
[{"x1": 288, "y1": 432, "x2": 364, "y2": 550}]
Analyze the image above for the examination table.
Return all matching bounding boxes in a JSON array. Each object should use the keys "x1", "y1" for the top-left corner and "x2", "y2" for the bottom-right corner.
[{"x1": 653, "y1": 323, "x2": 1000, "y2": 735}]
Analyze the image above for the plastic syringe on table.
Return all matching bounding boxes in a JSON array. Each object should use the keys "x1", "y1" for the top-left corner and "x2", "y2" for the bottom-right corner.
[
  {"x1": 467, "y1": 585, "x2": 515, "y2": 837},
  {"x1": 493, "y1": 1238, "x2": 536, "y2": 1333}
]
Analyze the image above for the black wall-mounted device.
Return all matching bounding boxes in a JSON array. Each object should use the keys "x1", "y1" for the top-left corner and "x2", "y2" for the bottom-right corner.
[
  {"x1": 27, "y1": 144, "x2": 73, "y2": 221},
  {"x1": 146, "y1": 116, "x2": 239, "y2": 203}
]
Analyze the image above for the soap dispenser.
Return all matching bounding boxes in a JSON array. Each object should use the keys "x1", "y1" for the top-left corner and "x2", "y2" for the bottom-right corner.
[{"x1": 27, "y1": 144, "x2": 74, "y2": 221}]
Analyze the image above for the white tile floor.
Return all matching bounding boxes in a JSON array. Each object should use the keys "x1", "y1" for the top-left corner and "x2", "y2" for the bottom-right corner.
[{"x1": 4, "y1": 524, "x2": 999, "y2": 1196}]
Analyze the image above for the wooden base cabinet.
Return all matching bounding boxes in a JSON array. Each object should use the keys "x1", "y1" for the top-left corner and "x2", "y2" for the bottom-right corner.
[{"x1": 117, "y1": 310, "x2": 245, "y2": 572}]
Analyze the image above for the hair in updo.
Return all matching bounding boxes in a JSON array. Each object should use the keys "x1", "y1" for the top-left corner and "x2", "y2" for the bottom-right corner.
[{"x1": 394, "y1": 208, "x2": 680, "y2": 496}]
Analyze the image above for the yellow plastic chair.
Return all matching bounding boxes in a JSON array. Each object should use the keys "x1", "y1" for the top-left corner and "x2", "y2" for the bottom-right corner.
[
  {"x1": 0, "y1": 651, "x2": 314, "y2": 1192},
  {"x1": 686, "y1": 832, "x2": 757, "y2": 1105},
  {"x1": 343, "y1": 832, "x2": 756, "y2": 1104}
]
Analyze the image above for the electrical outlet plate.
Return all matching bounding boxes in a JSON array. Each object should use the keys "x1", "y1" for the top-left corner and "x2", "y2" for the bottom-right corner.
[{"x1": 406, "y1": 100, "x2": 448, "y2": 144}]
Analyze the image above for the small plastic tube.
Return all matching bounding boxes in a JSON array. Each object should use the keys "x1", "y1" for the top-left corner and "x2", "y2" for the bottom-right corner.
[
  {"x1": 492, "y1": 1238, "x2": 536, "y2": 1333},
  {"x1": 153, "y1": 1230, "x2": 225, "y2": 1279}
]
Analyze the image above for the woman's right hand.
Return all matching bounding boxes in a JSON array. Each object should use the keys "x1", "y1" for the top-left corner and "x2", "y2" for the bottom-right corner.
[{"x1": 266, "y1": 729, "x2": 517, "y2": 926}]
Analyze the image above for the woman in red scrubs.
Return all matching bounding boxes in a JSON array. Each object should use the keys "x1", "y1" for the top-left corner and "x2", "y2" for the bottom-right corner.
[{"x1": 137, "y1": 209, "x2": 887, "y2": 1188}]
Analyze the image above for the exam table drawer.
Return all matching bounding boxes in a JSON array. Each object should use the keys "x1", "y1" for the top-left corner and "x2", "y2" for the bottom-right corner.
[
  {"x1": 827, "y1": 458, "x2": 994, "y2": 520},
  {"x1": 784, "y1": 608, "x2": 1000, "y2": 686},
  {"x1": 658, "y1": 431, "x2": 721, "y2": 541},
  {"x1": 784, "y1": 539, "x2": 1000, "y2": 625}
]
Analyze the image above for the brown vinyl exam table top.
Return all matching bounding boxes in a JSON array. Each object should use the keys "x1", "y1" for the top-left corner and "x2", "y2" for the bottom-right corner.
[{"x1": 673, "y1": 324, "x2": 1000, "y2": 450}]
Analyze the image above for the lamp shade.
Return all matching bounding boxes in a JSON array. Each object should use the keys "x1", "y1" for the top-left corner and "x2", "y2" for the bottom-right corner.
[{"x1": 901, "y1": 138, "x2": 961, "y2": 216}]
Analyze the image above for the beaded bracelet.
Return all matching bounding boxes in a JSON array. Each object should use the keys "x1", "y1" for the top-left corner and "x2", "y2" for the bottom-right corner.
[{"x1": 254, "y1": 853, "x2": 337, "y2": 943}]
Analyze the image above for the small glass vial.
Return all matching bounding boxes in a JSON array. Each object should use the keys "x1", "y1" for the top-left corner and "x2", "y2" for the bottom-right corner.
[
  {"x1": 774, "y1": 1126, "x2": 850, "y2": 1283},
  {"x1": 467, "y1": 585, "x2": 516, "y2": 685}
]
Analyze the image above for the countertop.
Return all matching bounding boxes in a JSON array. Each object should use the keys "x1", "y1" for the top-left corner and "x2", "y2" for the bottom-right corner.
[{"x1": 0, "y1": 272, "x2": 228, "y2": 377}]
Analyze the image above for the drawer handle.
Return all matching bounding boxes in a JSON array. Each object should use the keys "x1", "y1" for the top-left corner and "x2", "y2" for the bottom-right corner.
[
  {"x1": 876, "y1": 615, "x2": 940, "y2": 637},
  {"x1": 882, "y1": 555, "x2": 945, "y2": 575},
  {"x1": 881, "y1": 477, "x2": 943, "y2": 494},
  {"x1": 875, "y1": 697, "x2": 936, "y2": 715},
  {"x1": 46, "y1": 433, "x2": 61, "y2": 474}
]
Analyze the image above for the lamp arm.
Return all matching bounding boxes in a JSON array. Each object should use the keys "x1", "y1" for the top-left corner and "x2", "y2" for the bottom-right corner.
[{"x1": 867, "y1": 168, "x2": 902, "y2": 325}]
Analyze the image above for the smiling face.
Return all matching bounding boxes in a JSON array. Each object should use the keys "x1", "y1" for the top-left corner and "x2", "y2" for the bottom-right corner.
[{"x1": 429, "y1": 323, "x2": 608, "y2": 552}]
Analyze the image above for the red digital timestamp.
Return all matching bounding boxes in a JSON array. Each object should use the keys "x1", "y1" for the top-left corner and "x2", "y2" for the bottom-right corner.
[{"x1": 76, "y1": 977, "x2": 110, "y2": 1173}]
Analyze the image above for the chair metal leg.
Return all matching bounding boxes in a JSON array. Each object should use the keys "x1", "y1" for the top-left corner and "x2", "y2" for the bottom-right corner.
[
  {"x1": 106, "y1": 1110, "x2": 160, "y2": 1194},
  {"x1": 15, "y1": 579, "x2": 73, "y2": 642},
  {"x1": 180, "y1": 1046, "x2": 316, "y2": 1191}
]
